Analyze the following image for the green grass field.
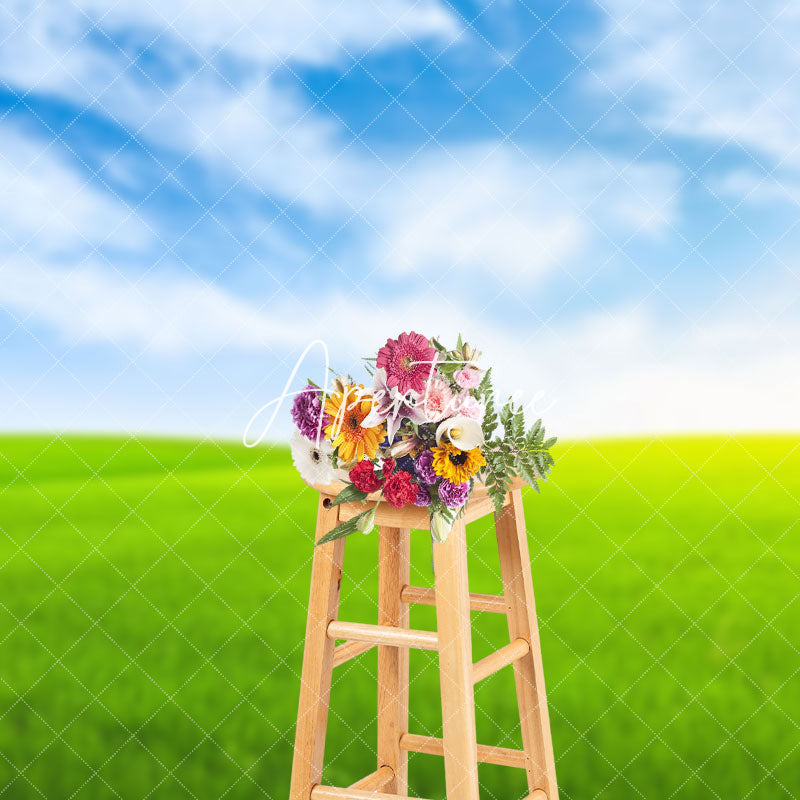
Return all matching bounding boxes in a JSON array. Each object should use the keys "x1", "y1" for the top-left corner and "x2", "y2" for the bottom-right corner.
[{"x1": 0, "y1": 434, "x2": 798, "y2": 800}]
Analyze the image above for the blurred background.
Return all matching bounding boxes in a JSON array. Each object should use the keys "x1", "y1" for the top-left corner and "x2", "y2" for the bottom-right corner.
[{"x1": 0, "y1": 1, "x2": 798, "y2": 798}]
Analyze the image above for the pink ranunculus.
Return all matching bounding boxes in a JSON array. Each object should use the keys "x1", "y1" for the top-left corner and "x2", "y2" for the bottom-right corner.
[
  {"x1": 454, "y1": 368, "x2": 481, "y2": 389},
  {"x1": 454, "y1": 392, "x2": 485, "y2": 423},
  {"x1": 419, "y1": 376, "x2": 455, "y2": 423}
]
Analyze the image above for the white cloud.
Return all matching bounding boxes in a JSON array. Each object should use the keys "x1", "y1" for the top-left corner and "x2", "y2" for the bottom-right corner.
[
  {"x1": 171, "y1": 78, "x2": 375, "y2": 215},
  {"x1": 3, "y1": 257, "x2": 796, "y2": 435},
  {"x1": 375, "y1": 298, "x2": 800, "y2": 436},
  {"x1": 593, "y1": 0, "x2": 800, "y2": 166},
  {"x1": 0, "y1": 128, "x2": 151, "y2": 258},
  {"x1": 0, "y1": 259, "x2": 315, "y2": 355},
  {"x1": 374, "y1": 145, "x2": 679, "y2": 279},
  {"x1": 518, "y1": 305, "x2": 800, "y2": 436},
  {"x1": 0, "y1": 0, "x2": 460, "y2": 217},
  {"x1": 1, "y1": 0, "x2": 458, "y2": 75},
  {"x1": 1, "y1": 0, "x2": 681, "y2": 285},
  {"x1": 78, "y1": 0, "x2": 459, "y2": 67}
]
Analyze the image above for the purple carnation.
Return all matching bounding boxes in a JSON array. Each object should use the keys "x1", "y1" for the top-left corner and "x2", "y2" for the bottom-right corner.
[
  {"x1": 438, "y1": 479, "x2": 469, "y2": 509},
  {"x1": 414, "y1": 450, "x2": 437, "y2": 485},
  {"x1": 413, "y1": 484, "x2": 432, "y2": 507},
  {"x1": 291, "y1": 385, "x2": 329, "y2": 440}
]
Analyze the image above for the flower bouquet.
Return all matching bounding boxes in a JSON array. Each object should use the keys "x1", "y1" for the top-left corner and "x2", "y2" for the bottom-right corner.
[{"x1": 290, "y1": 332, "x2": 556, "y2": 545}]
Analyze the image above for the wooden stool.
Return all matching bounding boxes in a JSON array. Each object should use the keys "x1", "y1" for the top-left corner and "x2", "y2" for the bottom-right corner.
[{"x1": 289, "y1": 478, "x2": 558, "y2": 800}]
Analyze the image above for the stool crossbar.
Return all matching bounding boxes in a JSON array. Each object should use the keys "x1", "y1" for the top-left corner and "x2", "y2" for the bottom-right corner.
[{"x1": 289, "y1": 478, "x2": 558, "y2": 800}]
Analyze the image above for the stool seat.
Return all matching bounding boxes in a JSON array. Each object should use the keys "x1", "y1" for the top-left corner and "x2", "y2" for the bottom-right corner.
[
  {"x1": 305, "y1": 475, "x2": 523, "y2": 501},
  {"x1": 289, "y1": 480, "x2": 558, "y2": 800},
  {"x1": 304, "y1": 476, "x2": 526, "y2": 529}
]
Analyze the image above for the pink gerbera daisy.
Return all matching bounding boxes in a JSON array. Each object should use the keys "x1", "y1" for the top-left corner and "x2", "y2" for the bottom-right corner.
[{"x1": 376, "y1": 332, "x2": 436, "y2": 395}]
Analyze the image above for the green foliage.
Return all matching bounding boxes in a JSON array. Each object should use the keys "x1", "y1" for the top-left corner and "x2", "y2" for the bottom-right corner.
[
  {"x1": 329, "y1": 484, "x2": 369, "y2": 506},
  {"x1": 429, "y1": 333, "x2": 473, "y2": 378},
  {"x1": 479, "y1": 374, "x2": 557, "y2": 513},
  {"x1": 315, "y1": 485, "x2": 373, "y2": 543},
  {"x1": 315, "y1": 508, "x2": 374, "y2": 544},
  {"x1": 477, "y1": 368, "x2": 498, "y2": 440}
]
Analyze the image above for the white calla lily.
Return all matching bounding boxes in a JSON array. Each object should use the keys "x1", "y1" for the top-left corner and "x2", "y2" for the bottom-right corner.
[{"x1": 435, "y1": 415, "x2": 484, "y2": 451}]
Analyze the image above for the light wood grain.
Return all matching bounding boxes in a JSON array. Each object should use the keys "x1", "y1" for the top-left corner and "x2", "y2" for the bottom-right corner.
[
  {"x1": 308, "y1": 475, "x2": 525, "y2": 502},
  {"x1": 377, "y1": 526, "x2": 410, "y2": 793},
  {"x1": 337, "y1": 499, "x2": 430, "y2": 529},
  {"x1": 463, "y1": 489, "x2": 512, "y2": 522},
  {"x1": 399, "y1": 733, "x2": 527, "y2": 769},
  {"x1": 292, "y1": 480, "x2": 559, "y2": 800},
  {"x1": 289, "y1": 495, "x2": 346, "y2": 800},
  {"x1": 319, "y1": 476, "x2": 524, "y2": 530},
  {"x1": 332, "y1": 640, "x2": 374, "y2": 668},
  {"x1": 472, "y1": 637, "x2": 530, "y2": 684},
  {"x1": 311, "y1": 786, "x2": 431, "y2": 800},
  {"x1": 495, "y1": 489, "x2": 558, "y2": 799},
  {"x1": 433, "y1": 517, "x2": 480, "y2": 800},
  {"x1": 327, "y1": 620, "x2": 438, "y2": 651},
  {"x1": 400, "y1": 585, "x2": 507, "y2": 614},
  {"x1": 347, "y1": 765, "x2": 394, "y2": 790}
]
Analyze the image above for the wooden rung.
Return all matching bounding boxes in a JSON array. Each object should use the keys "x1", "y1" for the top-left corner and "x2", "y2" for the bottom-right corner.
[
  {"x1": 348, "y1": 765, "x2": 394, "y2": 790},
  {"x1": 332, "y1": 640, "x2": 375, "y2": 668},
  {"x1": 399, "y1": 733, "x2": 527, "y2": 769},
  {"x1": 472, "y1": 637, "x2": 530, "y2": 684},
  {"x1": 312, "y1": 786, "x2": 431, "y2": 800},
  {"x1": 400, "y1": 585, "x2": 507, "y2": 614},
  {"x1": 327, "y1": 620, "x2": 438, "y2": 651},
  {"x1": 527, "y1": 791, "x2": 547, "y2": 800}
]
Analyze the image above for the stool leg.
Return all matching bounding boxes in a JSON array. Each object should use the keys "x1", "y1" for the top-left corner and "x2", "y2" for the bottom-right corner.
[
  {"x1": 289, "y1": 496, "x2": 345, "y2": 800},
  {"x1": 495, "y1": 489, "x2": 558, "y2": 799},
  {"x1": 433, "y1": 518, "x2": 480, "y2": 800},
  {"x1": 377, "y1": 526, "x2": 411, "y2": 793}
]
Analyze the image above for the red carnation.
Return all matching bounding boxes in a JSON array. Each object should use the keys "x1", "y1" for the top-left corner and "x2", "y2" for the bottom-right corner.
[
  {"x1": 381, "y1": 458, "x2": 396, "y2": 478},
  {"x1": 349, "y1": 459, "x2": 383, "y2": 493},
  {"x1": 383, "y1": 470, "x2": 417, "y2": 509}
]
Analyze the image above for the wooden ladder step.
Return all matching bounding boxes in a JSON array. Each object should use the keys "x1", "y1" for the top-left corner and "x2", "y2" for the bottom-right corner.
[
  {"x1": 332, "y1": 640, "x2": 375, "y2": 668},
  {"x1": 312, "y1": 787, "x2": 431, "y2": 800},
  {"x1": 327, "y1": 620, "x2": 439, "y2": 651},
  {"x1": 399, "y1": 733, "x2": 527, "y2": 769},
  {"x1": 348, "y1": 765, "x2": 394, "y2": 790},
  {"x1": 472, "y1": 637, "x2": 530, "y2": 684},
  {"x1": 400, "y1": 584, "x2": 507, "y2": 614}
]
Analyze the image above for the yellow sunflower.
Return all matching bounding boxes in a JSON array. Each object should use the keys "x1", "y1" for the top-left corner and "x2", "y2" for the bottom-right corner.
[
  {"x1": 431, "y1": 442, "x2": 486, "y2": 484},
  {"x1": 324, "y1": 384, "x2": 385, "y2": 463}
]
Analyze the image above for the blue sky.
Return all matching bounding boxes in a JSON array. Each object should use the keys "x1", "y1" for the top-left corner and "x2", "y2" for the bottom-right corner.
[{"x1": 0, "y1": 0, "x2": 798, "y2": 439}]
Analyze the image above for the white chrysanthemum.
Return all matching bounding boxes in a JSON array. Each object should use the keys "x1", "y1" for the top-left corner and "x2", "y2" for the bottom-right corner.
[{"x1": 290, "y1": 429, "x2": 336, "y2": 485}]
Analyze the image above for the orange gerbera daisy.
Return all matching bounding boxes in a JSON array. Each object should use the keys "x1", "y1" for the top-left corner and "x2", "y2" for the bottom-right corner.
[{"x1": 324, "y1": 384, "x2": 385, "y2": 463}]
